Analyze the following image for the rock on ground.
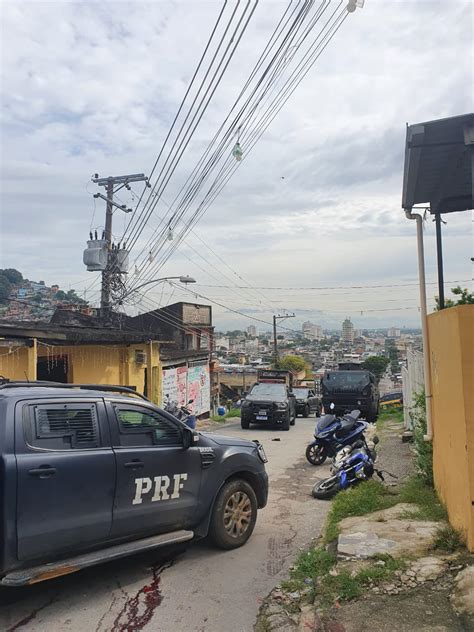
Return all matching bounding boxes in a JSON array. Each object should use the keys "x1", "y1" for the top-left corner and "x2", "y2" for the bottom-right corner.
[
  {"x1": 451, "y1": 566, "x2": 474, "y2": 616},
  {"x1": 337, "y1": 504, "x2": 444, "y2": 558}
]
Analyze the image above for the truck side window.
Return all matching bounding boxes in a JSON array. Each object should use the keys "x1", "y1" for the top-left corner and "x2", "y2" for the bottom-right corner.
[
  {"x1": 26, "y1": 404, "x2": 100, "y2": 450},
  {"x1": 115, "y1": 406, "x2": 182, "y2": 447}
]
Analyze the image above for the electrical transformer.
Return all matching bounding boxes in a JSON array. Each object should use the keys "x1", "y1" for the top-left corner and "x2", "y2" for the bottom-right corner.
[{"x1": 83, "y1": 239, "x2": 107, "y2": 271}]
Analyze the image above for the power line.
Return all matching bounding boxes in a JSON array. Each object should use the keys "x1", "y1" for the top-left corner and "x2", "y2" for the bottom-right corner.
[
  {"x1": 127, "y1": 1, "x2": 333, "y2": 286},
  {"x1": 131, "y1": 1, "x2": 351, "y2": 288}
]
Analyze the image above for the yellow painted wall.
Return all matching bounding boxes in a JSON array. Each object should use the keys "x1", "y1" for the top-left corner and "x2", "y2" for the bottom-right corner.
[
  {"x1": 429, "y1": 305, "x2": 474, "y2": 550},
  {"x1": 0, "y1": 340, "x2": 37, "y2": 381},
  {"x1": 1, "y1": 338, "x2": 162, "y2": 404}
]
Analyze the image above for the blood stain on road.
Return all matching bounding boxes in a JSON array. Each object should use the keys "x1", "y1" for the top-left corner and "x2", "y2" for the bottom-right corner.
[{"x1": 111, "y1": 560, "x2": 174, "y2": 632}]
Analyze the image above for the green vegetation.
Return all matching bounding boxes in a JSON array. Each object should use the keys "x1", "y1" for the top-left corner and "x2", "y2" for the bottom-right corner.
[
  {"x1": 435, "y1": 286, "x2": 474, "y2": 309},
  {"x1": 432, "y1": 525, "x2": 465, "y2": 552},
  {"x1": 317, "y1": 555, "x2": 406, "y2": 606},
  {"x1": 376, "y1": 408, "x2": 403, "y2": 431},
  {"x1": 398, "y1": 476, "x2": 446, "y2": 521},
  {"x1": 361, "y1": 356, "x2": 390, "y2": 381},
  {"x1": 211, "y1": 407, "x2": 240, "y2": 422},
  {"x1": 275, "y1": 354, "x2": 310, "y2": 375},
  {"x1": 0, "y1": 268, "x2": 23, "y2": 285},
  {"x1": 282, "y1": 547, "x2": 336, "y2": 597},
  {"x1": 283, "y1": 544, "x2": 406, "y2": 606},
  {"x1": 325, "y1": 480, "x2": 397, "y2": 542}
]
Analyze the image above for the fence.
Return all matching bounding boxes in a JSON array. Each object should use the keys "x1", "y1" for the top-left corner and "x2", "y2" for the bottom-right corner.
[{"x1": 401, "y1": 348, "x2": 424, "y2": 430}]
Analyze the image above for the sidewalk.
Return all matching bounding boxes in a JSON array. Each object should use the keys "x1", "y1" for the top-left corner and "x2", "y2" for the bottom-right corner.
[{"x1": 255, "y1": 412, "x2": 474, "y2": 632}]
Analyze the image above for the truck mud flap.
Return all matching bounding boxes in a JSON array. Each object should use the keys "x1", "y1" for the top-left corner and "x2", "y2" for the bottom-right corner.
[{"x1": 1, "y1": 530, "x2": 194, "y2": 587}]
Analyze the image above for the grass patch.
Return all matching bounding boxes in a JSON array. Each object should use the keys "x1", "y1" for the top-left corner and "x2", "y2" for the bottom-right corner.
[
  {"x1": 376, "y1": 408, "x2": 403, "y2": 431},
  {"x1": 432, "y1": 525, "x2": 465, "y2": 552},
  {"x1": 282, "y1": 547, "x2": 336, "y2": 596},
  {"x1": 210, "y1": 407, "x2": 240, "y2": 422},
  {"x1": 318, "y1": 554, "x2": 406, "y2": 606},
  {"x1": 398, "y1": 476, "x2": 447, "y2": 521},
  {"x1": 325, "y1": 480, "x2": 398, "y2": 542}
]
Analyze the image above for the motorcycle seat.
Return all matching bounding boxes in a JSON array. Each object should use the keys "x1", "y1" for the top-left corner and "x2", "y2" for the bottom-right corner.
[
  {"x1": 344, "y1": 410, "x2": 361, "y2": 423},
  {"x1": 336, "y1": 418, "x2": 356, "y2": 435}
]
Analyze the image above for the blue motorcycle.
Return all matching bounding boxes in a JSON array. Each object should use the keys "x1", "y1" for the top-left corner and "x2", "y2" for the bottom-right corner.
[
  {"x1": 311, "y1": 436, "x2": 380, "y2": 499},
  {"x1": 305, "y1": 407, "x2": 367, "y2": 466}
]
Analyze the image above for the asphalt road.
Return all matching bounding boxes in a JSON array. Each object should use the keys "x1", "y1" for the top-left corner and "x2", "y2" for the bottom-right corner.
[{"x1": 0, "y1": 417, "x2": 331, "y2": 632}]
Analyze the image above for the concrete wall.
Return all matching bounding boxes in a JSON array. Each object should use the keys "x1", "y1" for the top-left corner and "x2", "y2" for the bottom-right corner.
[
  {"x1": 428, "y1": 305, "x2": 474, "y2": 551},
  {"x1": 402, "y1": 348, "x2": 424, "y2": 430}
]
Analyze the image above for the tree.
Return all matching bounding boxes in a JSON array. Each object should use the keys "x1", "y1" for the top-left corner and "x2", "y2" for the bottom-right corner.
[
  {"x1": 276, "y1": 354, "x2": 309, "y2": 374},
  {"x1": 361, "y1": 356, "x2": 390, "y2": 381},
  {"x1": 435, "y1": 286, "x2": 474, "y2": 310},
  {"x1": 0, "y1": 268, "x2": 23, "y2": 285},
  {"x1": 0, "y1": 276, "x2": 11, "y2": 304}
]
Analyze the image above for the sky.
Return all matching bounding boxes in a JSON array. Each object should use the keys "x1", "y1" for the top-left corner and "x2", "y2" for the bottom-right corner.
[{"x1": 1, "y1": 0, "x2": 472, "y2": 332}]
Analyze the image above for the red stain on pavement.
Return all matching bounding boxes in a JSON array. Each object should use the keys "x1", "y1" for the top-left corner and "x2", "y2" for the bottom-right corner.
[{"x1": 111, "y1": 561, "x2": 173, "y2": 632}]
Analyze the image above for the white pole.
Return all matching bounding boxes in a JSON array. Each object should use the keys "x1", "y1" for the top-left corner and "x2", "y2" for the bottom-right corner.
[{"x1": 404, "y1": 209, "x2": 433, "y2": 440}]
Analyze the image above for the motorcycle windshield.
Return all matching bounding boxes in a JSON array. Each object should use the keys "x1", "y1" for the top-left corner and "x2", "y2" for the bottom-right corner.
[{"x1": 317, "y1": 414, "x2": 336, "y2": 431}]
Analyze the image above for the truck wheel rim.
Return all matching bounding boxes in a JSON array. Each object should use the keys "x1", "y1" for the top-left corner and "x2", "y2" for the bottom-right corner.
[{"x1": 223, "y1": 491, "x2": 252, "y2": 537}]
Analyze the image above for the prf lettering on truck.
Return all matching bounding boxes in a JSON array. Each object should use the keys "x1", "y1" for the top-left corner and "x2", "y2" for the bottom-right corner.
[{"x1": 132, "y1": 474, "x2": 188, "y2": 505}]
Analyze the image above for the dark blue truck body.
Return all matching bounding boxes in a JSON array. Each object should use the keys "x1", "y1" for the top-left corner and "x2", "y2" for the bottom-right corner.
[{"x1": 0, "y1": 384, "x2": 268, "y2": 585}]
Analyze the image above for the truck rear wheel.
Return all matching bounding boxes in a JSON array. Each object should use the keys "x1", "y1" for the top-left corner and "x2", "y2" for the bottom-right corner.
[{"x1": 209, "y1": 479, "x2": 258, "y2": 549}]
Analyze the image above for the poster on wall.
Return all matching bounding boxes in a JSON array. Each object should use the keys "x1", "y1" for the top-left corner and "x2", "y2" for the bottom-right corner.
[
  {"x1": 176, "y1": 366, "x2": 188, "y2": 407},
  {"x1": 161, "y1": 368, "x2": 177, "y2": 406},
  {"x1": 186, "y1": 365, "x2": 210, "y2": 416}
]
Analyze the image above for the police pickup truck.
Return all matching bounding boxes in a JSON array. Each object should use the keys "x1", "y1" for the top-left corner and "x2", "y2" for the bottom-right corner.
[
  {"x1": 0, "y1": 381, "x2": 268, "y2": 587},
  {"x1": 240, "y1": 370, "x2": 296, "y2": 430}
]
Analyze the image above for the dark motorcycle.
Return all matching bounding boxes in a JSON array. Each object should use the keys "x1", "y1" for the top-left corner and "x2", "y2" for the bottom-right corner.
[
  {"x1": 311, "y1": 436, "x2": 380, "y2": 500},
  {"x1": 305, "y1": 406, "x2": 368, "y2": 466}
]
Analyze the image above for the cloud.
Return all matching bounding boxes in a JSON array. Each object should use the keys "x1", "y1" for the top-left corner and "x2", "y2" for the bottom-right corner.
[{"x1": 1, "y1": 0, "x2": 472, "y2": 329}]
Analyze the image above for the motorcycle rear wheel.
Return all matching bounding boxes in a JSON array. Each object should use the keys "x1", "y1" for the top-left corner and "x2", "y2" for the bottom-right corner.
[
  {"x1": 305, "y1": 444, "x2": 327, "y2": 465},
  {"x1": 312, "y1": 477, "x2": 340, "y2": 500}
]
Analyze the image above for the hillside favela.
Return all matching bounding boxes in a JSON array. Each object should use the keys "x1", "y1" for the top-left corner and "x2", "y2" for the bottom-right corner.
[{"x1": 0, "y1": 2, "x2": 472, "y2": 632}]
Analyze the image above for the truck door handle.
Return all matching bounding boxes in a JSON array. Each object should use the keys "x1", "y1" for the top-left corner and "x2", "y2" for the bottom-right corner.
[
  {"x1": 28, "y1": 466, "x2": 57, "y2": 478},
  {"x1": 124, "y1": 460, "x2": 144, "y2": 469}
]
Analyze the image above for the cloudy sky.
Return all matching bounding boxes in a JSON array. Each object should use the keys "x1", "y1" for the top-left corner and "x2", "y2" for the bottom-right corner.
[{"x1": 1, "y1": 0, "x2": 472, "y2": 332}]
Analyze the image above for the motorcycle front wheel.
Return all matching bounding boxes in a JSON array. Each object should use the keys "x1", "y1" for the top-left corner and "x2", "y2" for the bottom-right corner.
[
  {"x1": 311, "y1": 476, "x2": 340, "y2": 500},
  {"x1": 305, "y1": 443, "x2": 327, "y2": 465}
]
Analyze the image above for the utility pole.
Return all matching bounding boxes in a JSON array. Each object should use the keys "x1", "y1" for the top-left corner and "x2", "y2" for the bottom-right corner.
[
  {"x1": 273, "y1": 313, "x2": 295, "y2": 366},
  {"x1": 91, "y1": 173, "x2": 149, "y2": 315}
]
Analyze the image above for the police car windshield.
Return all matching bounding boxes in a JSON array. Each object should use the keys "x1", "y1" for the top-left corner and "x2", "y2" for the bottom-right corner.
[
  {"x1": 250, "y1": 383, "x2": 286, "y2": 397},
  {"x1": 293, "y1": 388, "x2": 309, "y2": 397}
]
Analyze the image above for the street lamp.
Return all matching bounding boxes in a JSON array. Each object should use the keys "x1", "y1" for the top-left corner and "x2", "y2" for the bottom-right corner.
[{"x1": 117, "y1": 275, "x2": 196, "y2": 305}]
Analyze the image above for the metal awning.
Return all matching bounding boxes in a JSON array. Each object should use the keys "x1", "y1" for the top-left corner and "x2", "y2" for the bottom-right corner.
[{"x1": 402, "y1": 113, "x2": 474, "y2": 214}]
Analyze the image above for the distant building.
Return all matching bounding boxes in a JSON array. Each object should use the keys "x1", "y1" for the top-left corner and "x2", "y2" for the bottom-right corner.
[
  {"x1": 302, "y1": 321, "x2": 323, "y2": 341},
  {"x1": 247, "y1": 325, "x2": 257, "y2": 337},
  {"x1": 341, "y1": 318, "x2": 354, "y2": 345},
  {"x1": 388, "y1": 327, "x2": 401, "y2": 338}
]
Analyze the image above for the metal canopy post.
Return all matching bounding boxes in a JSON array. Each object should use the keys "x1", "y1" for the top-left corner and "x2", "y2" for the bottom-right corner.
[{"x1": 434, "y1": 214, "x2": 445, "y2": 309}]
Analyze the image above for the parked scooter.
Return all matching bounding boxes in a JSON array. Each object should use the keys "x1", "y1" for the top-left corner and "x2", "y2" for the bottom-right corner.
[
  {"x1": 163, "y1": 394, "x2": 196, "y2": 429},
  {"x1": 305, "y1": 403, "x2": 368, "y2": 466},
  {"x1": 311, "y1": 436, "x2": 381, "y2": 499}
]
